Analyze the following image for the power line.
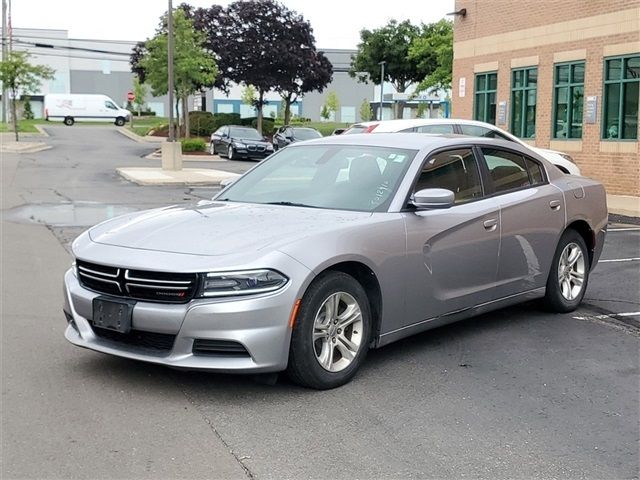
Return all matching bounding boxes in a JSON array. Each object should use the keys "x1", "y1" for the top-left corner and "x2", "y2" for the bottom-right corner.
[
  {"x1": 11, "y1": 46, "x2": 131, "y2": 62},
  {"x1": 13, "y1": 38, "x2": 131, "y2": 56}
]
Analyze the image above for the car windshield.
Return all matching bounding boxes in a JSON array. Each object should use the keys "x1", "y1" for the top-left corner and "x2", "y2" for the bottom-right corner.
[
  {"x1": 229, "y1": 127, "x2": 263, "y2": 140},
  {"x1": 217, "y1": 144, "x2": 417, "y2": 212},
  {"x1": 293, "y1": 128, "x2": 322, "y2": 140}
]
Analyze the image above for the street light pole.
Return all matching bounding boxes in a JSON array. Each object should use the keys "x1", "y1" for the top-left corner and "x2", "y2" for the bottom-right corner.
[
  {"x1": 167, "y1": 0, "x2": 174, "y2": 142},
  {"x1": 1, "y1": 0, "x2": 8, "y2": 123},
  {"x1": 378, "y1": 61, "x2": 386, "y2": 121}
]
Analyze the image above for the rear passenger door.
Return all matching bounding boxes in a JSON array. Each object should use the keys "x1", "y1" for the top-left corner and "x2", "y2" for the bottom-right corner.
[{"x1": 478, "y1": 147, "x2": 565, "y2": 298}]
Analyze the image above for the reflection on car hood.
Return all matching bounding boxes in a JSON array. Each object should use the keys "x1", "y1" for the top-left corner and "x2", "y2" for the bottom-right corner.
[
  {"x1": 232, "y1": 137, "x2": 268, "y2": 144},
  {"x1": 88, "y1": 202, "x2": 371, "y2": 256}
]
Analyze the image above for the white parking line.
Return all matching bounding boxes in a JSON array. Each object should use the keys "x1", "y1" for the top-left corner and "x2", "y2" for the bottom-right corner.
[
  {"x1": 608, "y1": 227, "x2": 640, "y2": 232},
  {"x1": 573, "y1": 312, "x2": 640, "y2": 320},
  {"x1": 599, "y1": 257, "x2": 640, "y2": 263}
]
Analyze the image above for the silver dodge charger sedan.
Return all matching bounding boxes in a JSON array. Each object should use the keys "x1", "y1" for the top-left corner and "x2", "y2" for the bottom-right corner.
[{"x1": 63, "y1": 134, "x2": 607, "y2": 389}]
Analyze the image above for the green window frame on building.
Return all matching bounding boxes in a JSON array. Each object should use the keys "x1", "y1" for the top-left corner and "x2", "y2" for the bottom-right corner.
[
  {"x1": 474, "y1": 72, "x2": 497, "y2": 124},
  {"x1": 552, "y1": 61, "x2": 585, "y2": 139},
  {"x1": 511, "y1": 67, "x2": 538, "y2": 138},
  {"x1": 602, "y1": 54, "x2": 640, "y2": 140}
]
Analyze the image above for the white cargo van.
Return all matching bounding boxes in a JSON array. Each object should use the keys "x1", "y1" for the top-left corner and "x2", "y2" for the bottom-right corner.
[{"x1": 44, "y1": 94, "x2": 131, "y2": 126}]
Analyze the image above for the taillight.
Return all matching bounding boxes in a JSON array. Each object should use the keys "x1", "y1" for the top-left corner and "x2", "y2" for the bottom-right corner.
[{"x1": 364, "y1": 123, "x2": 379, "y2": 133}]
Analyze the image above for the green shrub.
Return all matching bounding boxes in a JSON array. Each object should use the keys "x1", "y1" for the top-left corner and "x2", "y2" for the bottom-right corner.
[
  {"x1": 181, "y1": 138, "x2": 206, "y2": 152},
  {"x1": 189, "y1": 111, "x2": 216, "y2": 136}
]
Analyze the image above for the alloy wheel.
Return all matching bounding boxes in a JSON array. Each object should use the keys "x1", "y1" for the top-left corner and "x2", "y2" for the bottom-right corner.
[
  {"x1": 557, "y1": 242, "x2": 586, "y2": 301},
  {"x1": 312, "y1": 292, "x2": 363, "y2": 372}
]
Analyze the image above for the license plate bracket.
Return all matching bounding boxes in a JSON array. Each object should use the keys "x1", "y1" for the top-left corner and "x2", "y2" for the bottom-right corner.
[{"x1": 92, "y1": 297, "x2": 135, "y2": 334}]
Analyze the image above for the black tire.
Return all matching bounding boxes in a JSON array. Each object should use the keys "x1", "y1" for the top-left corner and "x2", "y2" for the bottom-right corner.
[
  {"x1": 287, "y1": 271, "x2": 371, "y2": 390},
  {"x1": 63, "y1": 116, "x2": 74, "y2": 126},
  {"x1": 228, "y1": 146, "x2": 234, "y2": 160},
  {"x1": 209, "y1": 142, "x2": 216, "y2": 155},
  {"x1": 273, "y1": 142, "x2": 279, "y2": 151},
  {"x1": 115, "y1": 117, "x2": 126, "y2": 126},
  {"x1": 542, "y1": 229, "x2": 590, "y2": 313}
]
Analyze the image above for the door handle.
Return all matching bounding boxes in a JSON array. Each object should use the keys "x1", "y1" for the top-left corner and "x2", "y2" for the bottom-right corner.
[
  {"x1": 483, "y1": 218, "x2": 498, "y2": 231},
  {"x1": 549, "y1": 200, "x2": 562, "y2": 210}
]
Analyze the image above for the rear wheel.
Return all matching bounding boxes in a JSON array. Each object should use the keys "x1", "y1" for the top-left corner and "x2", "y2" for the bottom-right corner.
[
  {"x1": 115, "y1": 117, "x2": 126, "y2": 126},
  {"x1": 63, "y1": 116, "x2": 74, "y2": 126},
  {"x1": 543, "y1": 229, "x2": 589, "y2": 312},
  {"x1": 287, "y1": 272, "x2": 371, "y2": 389}
]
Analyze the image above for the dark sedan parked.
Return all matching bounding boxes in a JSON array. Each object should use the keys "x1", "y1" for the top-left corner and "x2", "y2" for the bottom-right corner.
[
  {"x1": 210, "y1": 125, "x2": 274, "y2": 160},
  {"x1": 272, "y1": 126, "x2": 322, "y2": 150}
]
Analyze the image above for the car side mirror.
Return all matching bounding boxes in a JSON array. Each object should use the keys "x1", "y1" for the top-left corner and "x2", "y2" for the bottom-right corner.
[
  {"x1": 411, "y1": 188, "x2": 455, "y2": 210},
  {"x1": 285, "y1": 135, "x2": 294, "y2": 141}
]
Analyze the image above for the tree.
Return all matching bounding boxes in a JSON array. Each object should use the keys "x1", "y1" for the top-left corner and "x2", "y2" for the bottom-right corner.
[
  {"x1": 138, "y1": 8, "x2": 217, "y2": 138},
  {"x1": 323, "y1": 91, "x2": 340, "y2": 121},
  {"x1": 350, "y1": 19, "x2": 422, "y2": 118},
  {"x1": 240, "y1": 84, "x2": 257, "y2": 112},
  {"x1": 408, "y1": 19, "x2": 453, "y2": 94},
  {"x1": 0, "y1": 51, "x2": 54, "y2": 141},
  {"x1": 22, "y1": 96, "x2": 34, "y2": 120},
  {"x1": 320, "y1": 104, "x2": 330, "y2": 121},
  {"x1": 192, "y1": 0, "x2": 331, "y2": 133},
  {"x1": 359, "y1": 99, "x2": 372, "y2": 122},
  {"x1": 132, "y1": 75, "x2": 148, "y2": 116}
]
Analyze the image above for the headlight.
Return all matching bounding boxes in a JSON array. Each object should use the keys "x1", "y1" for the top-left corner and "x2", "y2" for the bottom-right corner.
[
  {"x1": 71, "y1": 259, "x2": 77, "y2": 278},
  {"x1": 266, "y1": 144, "x2": 274, "y2": 151},
  {"x1": 198, "y1": 269, "x2": 288, "y2": 298},
  {"x1": 233, "y1": 142, "x2": 246, "y2": 149}
]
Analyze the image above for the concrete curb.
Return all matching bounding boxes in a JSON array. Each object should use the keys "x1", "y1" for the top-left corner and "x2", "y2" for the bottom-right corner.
[
  {"x1": 117, "y1": 167, "x2": 240, "y2": 186},
  {"x1": 116, "y1": 127, "x2": 164, "y2": 144},
  {"x1": 607, "y1": 195, "x2": 640, "y2": 218},
  {"x1": 34, "y1": 125, "x2": 50, "y2": 137},
  {"x1": 0, "y1": 142, "x2": 52, "y2": 154},
  {"x1": 144, "y1": 150, "x2": 226, "y2": 162}
]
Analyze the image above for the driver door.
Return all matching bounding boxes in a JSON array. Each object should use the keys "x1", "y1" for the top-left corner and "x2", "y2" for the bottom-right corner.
[{"x1": 401, "y1": 147, "x2": 501, "y2": 327}]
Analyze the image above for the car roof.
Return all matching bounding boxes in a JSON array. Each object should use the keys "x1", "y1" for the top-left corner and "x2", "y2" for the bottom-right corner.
[
  {"x1": 352, "y1": 118, "x2": 512, "y2": 133},
  {"x1": 290, "y1": 132, "x2": 522, "y2": 151}
]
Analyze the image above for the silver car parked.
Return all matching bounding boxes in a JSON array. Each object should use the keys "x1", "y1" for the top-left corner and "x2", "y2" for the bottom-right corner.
[{"x1": 63, "y1": 134, "x2": 607, "y2": 389}]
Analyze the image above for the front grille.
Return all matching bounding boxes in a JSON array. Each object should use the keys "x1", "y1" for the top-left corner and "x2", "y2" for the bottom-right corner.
[
  {"x1": 92, "y1": 326, "x2": 176, "y2": 352},
  {"x1": 193, "y1": 339, "x2": 250, "y2": 357},
  {"x1": 247, "y1": 145, "x2": 266, "y2": 152},
  {"x1": 77, "y1": 260, "x2": 198, "y2": 304}
]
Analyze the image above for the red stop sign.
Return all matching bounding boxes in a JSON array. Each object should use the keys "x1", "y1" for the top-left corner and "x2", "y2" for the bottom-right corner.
[{"x1": 127, "y1": 91, "x2": 135, "y2": 102}]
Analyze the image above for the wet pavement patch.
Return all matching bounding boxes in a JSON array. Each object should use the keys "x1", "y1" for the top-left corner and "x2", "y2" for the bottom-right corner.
[{"x1": 4, "y1": 202, "x2": 138, "y2": 227}]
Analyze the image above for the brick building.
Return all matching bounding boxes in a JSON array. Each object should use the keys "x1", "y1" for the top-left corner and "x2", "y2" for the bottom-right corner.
[{"x1": 451, "y1": 0, "x2": 639, "y2": 204}]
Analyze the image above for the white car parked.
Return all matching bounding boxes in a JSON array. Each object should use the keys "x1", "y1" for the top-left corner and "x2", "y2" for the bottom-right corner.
[{"x1": 342, "y1": 119, "x2": 581, "y2": 176}]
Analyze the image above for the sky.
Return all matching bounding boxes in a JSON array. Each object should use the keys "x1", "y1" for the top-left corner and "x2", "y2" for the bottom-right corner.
[{"x1": 10, "y1": 0, "x2": 455, "y2": 48}]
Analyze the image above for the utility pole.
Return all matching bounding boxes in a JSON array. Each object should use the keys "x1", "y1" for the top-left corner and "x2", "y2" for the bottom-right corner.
[
  {"x1": 167, "y1": 0, "x2": 174, "y2": 142},
  {"x1": 378, "y1": 61, "x2": 386, "y2": 121},
  {"x1": 1, "y1": 0, "x2": 8, "y2": 123}
]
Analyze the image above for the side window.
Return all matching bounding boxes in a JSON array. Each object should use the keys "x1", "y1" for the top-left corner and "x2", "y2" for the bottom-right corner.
[
  {"x1": 414, "y1": 148, "x2": 483, "y2": 203},
  {"x1": 213, "y1": 127, "x2": 224, "y2": 136},
  {"x1": 524, "y1": 156, "x2": 545, "y2": 185},
  {"x1": 105, "y1": 101, "x2": 118, "y2": 110},
  {"x1": 459, "y1": 124, "x2": 513, "y2": 142},
  {"x1": 481, "y1": 148, "x2": 531, "y2": 193},
  {"x1": 415, "y1": 124, "x2": 455, "y2": 134}
]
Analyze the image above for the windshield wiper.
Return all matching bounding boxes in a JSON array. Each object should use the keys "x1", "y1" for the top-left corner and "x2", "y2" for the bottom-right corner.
[{"x1": 264, "y1": 201, "x2": 319, "y2": 208}]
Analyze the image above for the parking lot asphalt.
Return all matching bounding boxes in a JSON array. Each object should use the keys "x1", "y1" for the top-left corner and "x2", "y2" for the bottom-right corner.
[{"x1": 2, "y1": 126, "x2": 639, "y2": 479}]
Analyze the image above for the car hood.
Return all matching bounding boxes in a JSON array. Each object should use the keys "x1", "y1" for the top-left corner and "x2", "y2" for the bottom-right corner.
[
  {"x1": 529, "y1": 145, "x2": 562, "y2": 156},
  {"x1": 88, "y1": 202, "x2": 372, "y2": 256}
]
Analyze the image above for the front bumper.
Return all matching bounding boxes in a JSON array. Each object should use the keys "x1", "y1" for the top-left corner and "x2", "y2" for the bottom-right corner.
[
  {"x1": 234, "y1": 147, "x2": 272, "y2": 159},
  {"x1": 62, "y1": 269, "x2": 299, "y2": 373}
]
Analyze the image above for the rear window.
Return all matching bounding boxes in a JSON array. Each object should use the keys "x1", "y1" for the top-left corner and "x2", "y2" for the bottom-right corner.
[
  {"x1": 481, "y1": 148, "x2": 545, "y2": 193},
  {"x1": 342, "y1": 125, "x2": 369, "y2": 135}
]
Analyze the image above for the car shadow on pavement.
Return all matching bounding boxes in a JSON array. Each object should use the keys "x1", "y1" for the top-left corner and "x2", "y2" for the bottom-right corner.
[{"x1": 72, "y1": 301, "x2": 551, "y2": 399}]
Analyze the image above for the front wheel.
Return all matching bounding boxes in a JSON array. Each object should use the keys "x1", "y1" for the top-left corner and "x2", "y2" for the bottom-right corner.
[
  {"x1": 209, "y1": 142, "x2": 215, "y2": 155},
  {"x1": 287, "y1": 271, "x2": 371, "y2": 389},
  {"x1": 63, "y1": 116, "x2": 74, "y2": 126},
  {"x1": 115, "y1": 117, "x2": 126, "y2": 126},
  {"x1": 228, "y1": 146, "x2": 234, "y2": 160},
  {"x1": 543, "y1": 229, "x2": 589, "y2": 312}
]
